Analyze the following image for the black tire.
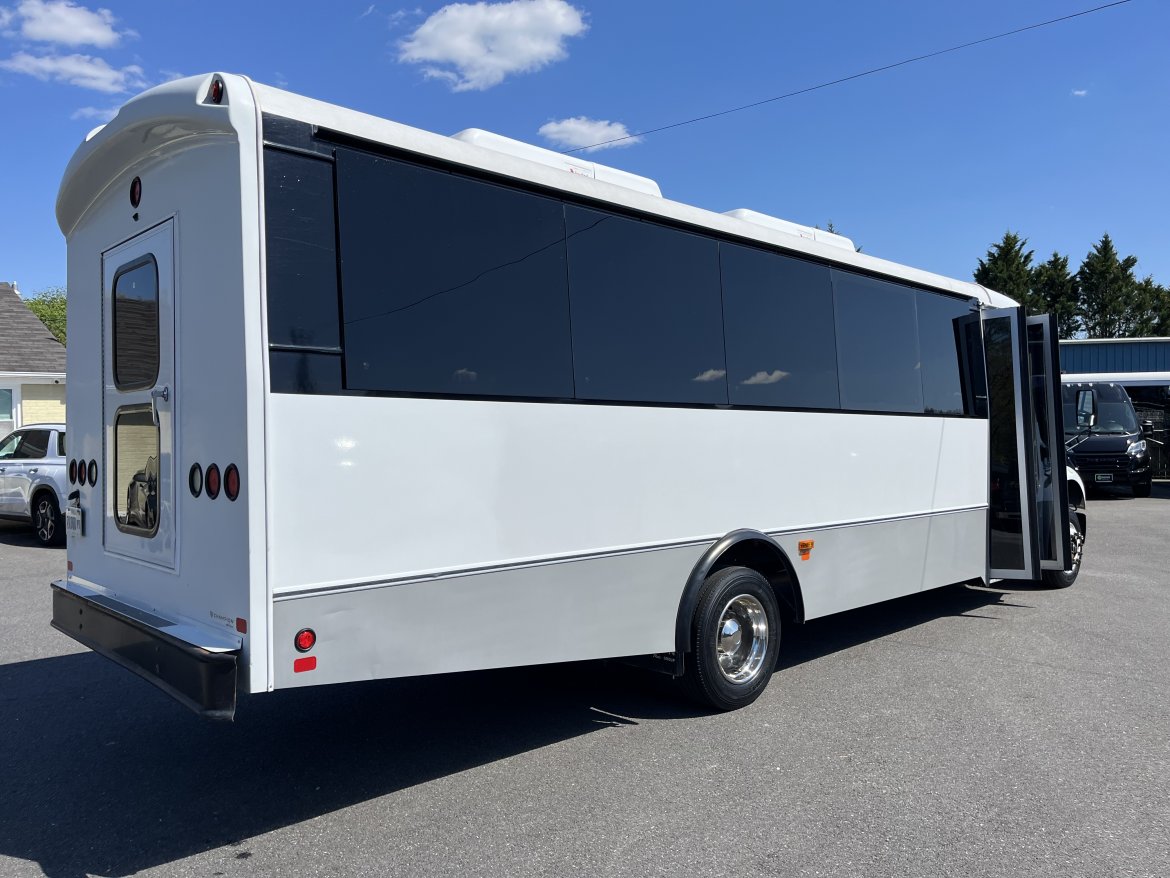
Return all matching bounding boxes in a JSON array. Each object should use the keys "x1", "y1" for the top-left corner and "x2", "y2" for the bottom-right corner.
[
  {"x1": 33, "y1": 492, "x2": 64, "y2": 547},
  {"x1": 683, "y1": 566, "x2": 781, "y2": 711},
  {"x1": 1133, "y1": 480, "x2": 1152, "y2": 498},
  {"x1": 1042, "y1": 508, "x2": 1083, "y2": 589}
]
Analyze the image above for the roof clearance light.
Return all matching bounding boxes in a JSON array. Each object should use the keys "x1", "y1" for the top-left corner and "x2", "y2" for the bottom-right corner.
[
  {"x1": 224, "y1": 464, "x2": 240, "y2": 501},
  {"x1": 294, "y1": 628, "x2": 316, "y2": 652},
  {"x1": 206, "y1": 463, "x2": 221, "y2": 499},
  {"x1": 130, "y1": 176, "x2": 142, "y2": 208},
  {"x1": 189, "y1": 463, "x2": 203, "y2": 498},
  {"x1": 207, "y1": 77, "x2": 224, "y2": 105}
]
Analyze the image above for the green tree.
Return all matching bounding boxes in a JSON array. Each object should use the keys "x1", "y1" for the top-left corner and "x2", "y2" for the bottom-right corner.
[
  {"x1": 1129, "y1": 276, "x2": 1170, "y2": 337},
  {"x1": 1078, "y1": 234, "x2": 1138, "y2": 338},
  {"x1": 1031, "y1": 253, "x2": 1080, "y2": 339},
  {"x1": 25, "y1": 286, "x2": 67, "y2": 345},
  {"x1": 975, "y1": 232, "x2": 1043, "y2": 314}
]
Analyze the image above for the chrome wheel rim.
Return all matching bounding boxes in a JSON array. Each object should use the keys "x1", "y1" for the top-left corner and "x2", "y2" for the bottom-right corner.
[
  {"x1": 1069, "y1": 520, "x2": 1084, "y2": 572},
  {"x1": 716, "y1": 594, "x2": 769, "y2": 684},
  {"x1": 36, "y1": 500, "x2": 55, "y2": 542}
]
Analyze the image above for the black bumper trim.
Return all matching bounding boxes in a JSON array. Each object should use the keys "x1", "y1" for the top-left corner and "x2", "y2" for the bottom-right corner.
[{"x1": 51, "y1": 584, "x2": 238, "y2": 720}]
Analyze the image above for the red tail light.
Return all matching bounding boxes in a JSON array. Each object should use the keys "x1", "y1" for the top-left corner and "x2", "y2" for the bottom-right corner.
[
  {"x1": 206, "y1": 463, "x2": 221, "y2": 499},
  {"x1": 69, "y1": 460, "x2": 78, "y2": 484},
  {"x1": 294, "y1": 628, "x2": 316, "y2": 652},
  {"x1": 224, "y1": 464, "x2": 240, "y2": 501}
]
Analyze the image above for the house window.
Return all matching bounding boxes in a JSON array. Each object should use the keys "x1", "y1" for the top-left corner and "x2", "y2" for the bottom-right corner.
[{"x1": 0, "y1": 388, "x2": 13, "y2": 438}]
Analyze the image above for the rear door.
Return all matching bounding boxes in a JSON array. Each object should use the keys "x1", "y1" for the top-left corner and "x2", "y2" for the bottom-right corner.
[{"x1": 101, "y1": 220, "x2": 177, "y2": 568}]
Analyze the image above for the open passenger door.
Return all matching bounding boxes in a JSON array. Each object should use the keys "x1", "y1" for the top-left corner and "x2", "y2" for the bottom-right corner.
[{"x1": 982, "y1": 309, "x2": 1070, "y2": 581}]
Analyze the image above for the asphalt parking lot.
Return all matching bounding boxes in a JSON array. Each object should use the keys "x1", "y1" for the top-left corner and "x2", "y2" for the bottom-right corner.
[{"x1": 1, "y1": 487, "x2": 1168, "y2": 878}]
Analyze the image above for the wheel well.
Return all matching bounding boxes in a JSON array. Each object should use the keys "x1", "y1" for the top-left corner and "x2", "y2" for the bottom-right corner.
[
  {"x1": 675, "y1": 531, "x2": 804, "y2": 668},
  {"x1": 31, "y1": 486, "x2": 58, "y2": 510},
  {"x1": 1068, "y1": 481, "x2": 1085, "y2": 510}
]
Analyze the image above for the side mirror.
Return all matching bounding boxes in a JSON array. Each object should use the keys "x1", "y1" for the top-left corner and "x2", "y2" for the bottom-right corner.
[
  {"x1": 1142, "y1": 421, "x2": 1155, "y2": 437},
  {"x1": 1075, "y1": 389, "x2": 1097, "y2": 428}
]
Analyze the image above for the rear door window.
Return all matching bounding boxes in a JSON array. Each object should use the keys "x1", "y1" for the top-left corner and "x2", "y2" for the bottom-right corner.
[{"x1": 113, "y1": 255, "x2": 160, "y2": 390}]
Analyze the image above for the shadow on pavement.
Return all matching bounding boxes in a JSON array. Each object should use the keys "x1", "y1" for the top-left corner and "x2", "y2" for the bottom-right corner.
[
  {"x1": 0, "y1": 583, "x2": 1003, "y2": 877},
  {"x1": 0, "y1": 519, "x2": 54, "y2": 549}
]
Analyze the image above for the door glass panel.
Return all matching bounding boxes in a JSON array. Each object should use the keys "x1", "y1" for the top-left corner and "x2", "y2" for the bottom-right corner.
[
  {"x1": 113, "y1": 256, "x2": 160, "y2": 391},
  {"x1": 1028, "y1": 323, "x2": 1056, "y2": 563},
  {"x1": 985, "y1": 316, "x2": 1026, "y2": 570},
  {"x1": 114, "y1": 406, "x2": 160, "y2": 535},
  {"x1": 0, "y1": 430, "x2": 19, "y2": 458}
]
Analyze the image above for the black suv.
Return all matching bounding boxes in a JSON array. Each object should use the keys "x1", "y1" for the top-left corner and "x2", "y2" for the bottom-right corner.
[{"x1": 1063, "y1": 382, "x2": 1153, "y2": 497}]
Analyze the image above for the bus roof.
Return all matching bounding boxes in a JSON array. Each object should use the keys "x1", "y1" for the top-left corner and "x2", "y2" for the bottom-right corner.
[{"x1": 59, "y1": 72, "x2": 1013, "y2": 309}]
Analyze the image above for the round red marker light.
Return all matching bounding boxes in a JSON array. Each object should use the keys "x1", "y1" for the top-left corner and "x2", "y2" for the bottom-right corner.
[
  {"x1": 294, "y1": 628, "x2": 316, "y2": 652},
  {"x1": 69, "y1": 459, "x2": 78, "y2": 484},
  {"x1": 208, "y1": 78, "x2": 224, "y2": 104},
  {"x1": 224, "y1": 464, "x2": 240, "y2": 501},
  {"x1": 130, "y1": 176, "x2": 142, "y2": 208},
  {"x1": 205, "y1": 463, "x2": 221, "y2": 499}
]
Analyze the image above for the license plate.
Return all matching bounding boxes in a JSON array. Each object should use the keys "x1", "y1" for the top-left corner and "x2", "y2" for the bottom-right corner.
[
  {"x1": 65, "y1": 505, "x2": 84, "y2": 538},
  {"x1": 1094, "y1": 473, "x2": 1113, "y2": 483}
]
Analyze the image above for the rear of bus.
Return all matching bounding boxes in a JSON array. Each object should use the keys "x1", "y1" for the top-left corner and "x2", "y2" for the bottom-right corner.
[{"x1": 50, "y1": 74, "x2": 268, "y2": 719}]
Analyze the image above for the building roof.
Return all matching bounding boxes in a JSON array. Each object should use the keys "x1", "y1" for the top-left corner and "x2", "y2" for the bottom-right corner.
[{"x1": 0, "y1": 282, "x2": 66, "y2": 374}]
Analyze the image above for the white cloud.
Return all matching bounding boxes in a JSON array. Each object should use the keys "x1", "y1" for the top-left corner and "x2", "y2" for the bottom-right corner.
[
  {"x1": 388, "y1": 7, "x2": 423, "y2": 29},
  {"x1": 0, "y1": 51, "x2": 145, "y2": 92},
  {"x1": 742, "y1": 370, "x2": 789, "y2": 386},
  {"x1": 9, "y1": 0, "x2": 128, "y2": 48},
  {"x1": 539, "y1": 116, "x2": 640, "y2": 152},
  {"x1": 1071, "y1": 88, "x2": 1088, "y2": 97},
  {"x1": 70, "y1": 103, "x2": 116, "y2": 121},
  {"x1": 360, "y1": 3, "x2": 376, "y2": 18},
  {"x1": 0, "y1": 8, "x2": 13, "y2": 28},
  {"x1": 398, "y1": 0, "x2": 587, "y2": 91},
  {"x1": 692, "y1": 369, "x2": 726, "y2": 383}
]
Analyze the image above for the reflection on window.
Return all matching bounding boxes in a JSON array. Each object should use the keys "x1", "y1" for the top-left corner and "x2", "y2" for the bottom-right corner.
[
  {"x1": 14, "y1": 429, "x2": 49, "y2": 460},
  {"x1": 566, "y1": 206, "x2": 726, "y2": 404},
  {"x1": 337, "y1": 148, "x2": 574, "y2": 398},
  {"x1": 113, "y1": 256, "x2": 160, "y2": 391},
  {"x1": 114, "y1": 407, "x2": 160, "y2": 535},
  {"x1": 0, "y1": 388, "x2": 13, "y2": 443},
  {"x1": 721, "y1": 244, "x2": 839, "y2": 408}
]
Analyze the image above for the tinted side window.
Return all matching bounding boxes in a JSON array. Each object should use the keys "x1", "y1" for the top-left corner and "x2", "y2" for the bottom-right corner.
[
  {"x1": 832, "y1": 271, "x2": 923, "y2": 413},
  {"x1": 566, "y1": 206, "x2": 726, "y2": 404},
  {"x1": 721, "y1": 244, "x2": 839, "y2": 408},
  {"x1": 917, "y1": 291, "x2": 974, "y2": 415},
  {"x1": 113, "y1": 256, "x2": 159, "y2": 391},
  {"x1": 14, "y1": 429, "x2": 50, "y2": 460},
  {"x1": 336, "y1": 149, "x2": 574, "y2": 398},
  {"x1": 264, "y1": 148, "x2": 340, "y2": 349}
]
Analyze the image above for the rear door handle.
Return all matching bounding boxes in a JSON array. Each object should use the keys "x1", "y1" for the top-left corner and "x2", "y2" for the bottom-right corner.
[{"x1": 151, "y1": 385, "x2": 170, "y2": 426}]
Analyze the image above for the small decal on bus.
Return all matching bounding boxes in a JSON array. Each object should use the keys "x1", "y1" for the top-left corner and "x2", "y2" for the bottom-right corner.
[{"x1": 798, "y1": 539, "x2": 815, "y2": 561}]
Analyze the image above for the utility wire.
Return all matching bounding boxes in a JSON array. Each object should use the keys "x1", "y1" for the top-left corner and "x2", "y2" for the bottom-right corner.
[{"x1": 566, "y1": 0, "x2": 1135, "y2": 153}]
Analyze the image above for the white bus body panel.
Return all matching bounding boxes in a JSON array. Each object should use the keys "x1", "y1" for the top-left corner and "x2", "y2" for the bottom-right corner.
[{"x1": 58, "y1": 74, "x2": 270, "y2": 694}]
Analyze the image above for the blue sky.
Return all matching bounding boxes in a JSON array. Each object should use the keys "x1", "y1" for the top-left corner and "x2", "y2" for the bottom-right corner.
[{"x1": 1, "y1": 0, "x2": 1166, "y2": 299}]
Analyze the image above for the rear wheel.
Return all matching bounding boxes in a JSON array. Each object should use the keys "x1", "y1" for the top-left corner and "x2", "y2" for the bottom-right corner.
[
  {"x1": 683, "y1": 566, "x2": 780, "y2": 711},
  {"x1": 33, "y1": 493, "x2": 64, "y2": 547},
  {"x1": 1042, "y1": 508, "x2": 1083, "y2": 589}
]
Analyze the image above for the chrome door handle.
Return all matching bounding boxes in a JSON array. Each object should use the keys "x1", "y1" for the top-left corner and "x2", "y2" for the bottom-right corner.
[{"x1": 151, "y1": 385, "x2": 170, "y2": 426}]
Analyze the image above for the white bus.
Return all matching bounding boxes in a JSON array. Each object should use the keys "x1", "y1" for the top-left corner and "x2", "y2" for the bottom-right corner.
[{"x1": 51, "y1": 73, "x2": 1082, "y2": 719}]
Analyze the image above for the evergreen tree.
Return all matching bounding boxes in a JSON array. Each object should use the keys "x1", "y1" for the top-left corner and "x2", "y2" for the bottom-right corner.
[
  {"x1": 1031, "y1": 253, "x2": 1080, "y2": 339},
  {"x1": 974, "y1": 232, "x2": 1042, "y2": 313},
  {"x1": 1129, "y1": 277, "x2": 1170, "y2": 337},
  {"x1": 1078, "y1": 234, "x2": 1138, "y2": 338}
]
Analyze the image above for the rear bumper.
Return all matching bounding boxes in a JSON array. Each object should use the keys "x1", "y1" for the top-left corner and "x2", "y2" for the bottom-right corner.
[{"x1": 51, "y1": 581, "x2": 240, "y2": 720}]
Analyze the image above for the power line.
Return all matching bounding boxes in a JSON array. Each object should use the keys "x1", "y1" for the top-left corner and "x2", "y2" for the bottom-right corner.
[{"x1": 566, "y1": 0, "x2": 1135, "y2": 153}]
